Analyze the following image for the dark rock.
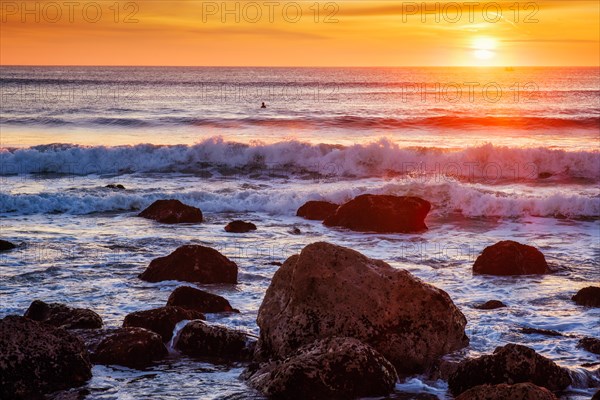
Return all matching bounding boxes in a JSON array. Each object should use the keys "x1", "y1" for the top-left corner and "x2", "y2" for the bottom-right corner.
[
  {"x1": 105, "y1": 184, "x2": 125, "y2": 190},
  {"x1": 296, "y1": 201, "x2": 339, "y2": 220},
  {"x1": 176, "y1": 320, "x2": 255, "y2": 361},
  {"x1": 473, "y1": 241, "x2": 549, "y2": 275},
  {"x1": 0, "y1": 239, "x2": 16, "y2": 251},
  {"x1": 572, "y1": 286, "x2": 600, "y2": 307},
  {"x1": 323, "y1": 194, "x2": 431, "y2": 233},
  {"x1": 289, "y1": 227, "x2": 301, "y2": 235},
  {"x1": 579, "y1": 337, "x2": 600, "y2": 355},
  {"x1": 266, "y1": 261, "x2": 283, "y2": 266},
  {"x1": 139, "y1": 245, "x2": 238, "y2": 284},
  {"x1": 520, "y1": 327, "x2": 563, "y2": 337},
  {"x1": 122, "y1": 306, "x2": 205, "y2": 341},
  {"x1": 455, "y1": 383, "x2": 557, "y2": 400},
  {"x1": 0, "y1": 316, "x2": 92, "y2": 399},
  {"x1": 24, "y1": 300, "x2": 103, "y2": 330},
  {"x1": 255, "y1": 242, "x2": 468, "y2": 374},
  {"x1": 593, "y1": 389, "x2": 600, "y2": 400},
  {"x1": 538, "y1": 172, "x2": 553, "y2": 180},
  {"x1": 448, "y1": 343, "x2": 572, "y2": 395},
  {"x1": 474, "y1": 300, "x2": 507, "y2": 310},
  {"x1": 92, "y1": 327, "x2": 167, "y2": 369},
  {"x1": 138, "y1": 199, "x2": 203, "y2": 224},
  {"x1": 245, "y1": 337, "x2": 398, "y2": 400},
  {"x1": 224, "y1": 220, "x2": 257, "y2": 233},
  {"x1": 167, "y1": 286, "x2": 239, "y2": 313}
]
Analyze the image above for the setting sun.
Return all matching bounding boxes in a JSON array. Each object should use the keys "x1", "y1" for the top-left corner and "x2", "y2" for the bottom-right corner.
[{"x1": 472, "y1": 37, "x2": 498, "y2": 61}]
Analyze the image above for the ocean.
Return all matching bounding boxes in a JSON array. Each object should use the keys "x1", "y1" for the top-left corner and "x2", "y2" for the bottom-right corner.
[{"x1": 1, "y1": 66, "x2": 599, "y2": 399}]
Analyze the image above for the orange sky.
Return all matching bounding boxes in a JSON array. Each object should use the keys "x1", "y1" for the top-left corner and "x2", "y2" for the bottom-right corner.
[{"x1": 1, "y1": 1, "x2": 599, "y2": 66}]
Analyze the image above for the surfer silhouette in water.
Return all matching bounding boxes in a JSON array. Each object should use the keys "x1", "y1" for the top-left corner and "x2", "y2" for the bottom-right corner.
[{"x1": 261, "y1": 102, "x2": 267, "y2": 108}]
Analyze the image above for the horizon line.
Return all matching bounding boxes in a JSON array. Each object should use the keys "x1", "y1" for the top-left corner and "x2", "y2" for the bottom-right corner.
[{"x1": 1, "y1": 64, "x2": 599, "y2": 68}]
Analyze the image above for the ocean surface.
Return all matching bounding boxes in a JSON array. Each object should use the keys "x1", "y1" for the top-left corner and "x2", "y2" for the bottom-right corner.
[{"x1": 1, "y1": 66, "x2": 599, "y2": 399}]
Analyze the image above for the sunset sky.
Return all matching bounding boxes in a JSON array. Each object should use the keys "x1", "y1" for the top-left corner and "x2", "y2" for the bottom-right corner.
[{"x1": 1, "y1": 1, "x2": 599, "y2": 66}]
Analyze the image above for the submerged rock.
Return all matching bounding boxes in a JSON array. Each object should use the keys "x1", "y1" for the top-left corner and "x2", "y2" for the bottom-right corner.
[
  {"x1": 224, "y1": 220, "x2": 257, "y2": 233},
  {"x1": 92, "y1": 327, "x2": 167, "y2": 369},
  {"x1": 138, "y1": 199, "x2": 203, "y2": 224},
  {"x1": 123, "y1": 306, "x2": 205, "y2": 341},
  {"x1": 572, "y1": 286, "x2": 600, "y2": 307},
  {"x1": 296, "y1": 201, "x2": 339, "y2": 220},
  {"x1": 245, "y1": 337, "x2": 398, "y2": 400},
  {"x1": 520, "y1": 327, "x2": 563, "y2": 337},
  {"x1": 323, "y1": 194, "x2": 431, "y2": 233},
  {"x1": 448, "y1": 343, "x2": 572, "y2": 395},
  {"x1": 0, "y1": 239, "x2": 16, "y2": 251},
  {"x1": 105, "y1": 184, "x2": 125, "y2": 190},
  {"x1": 24, "y1": 300, "x2": 103, "y2": 330},
  {"x1": 473, "y1": 241, "x2": 549, "y2": 275},
  {"x1": 0, "y1": 316, "x2": 92, "y2": 399},
  {"x1": 167, "y1": 286, "x2": 239, "y2": 313},
  {"x1": 474, "y1": 300, "x2": 507, "y2": 310},
  {"x1": 579, "y1": 337, "x2": 600, "y2": 355},
  {"x1": 176, "y1": 320, "x2": 255, "y2": 361},
  {"x1": 455, "y1": 383, "x2": 558, "y2": 400},
  {"x1": 139, "y1": 245, "x2": 238, "y2": 284},
  {"x1": 255, "y1": 242, "x2": 468, "y2": 374}
]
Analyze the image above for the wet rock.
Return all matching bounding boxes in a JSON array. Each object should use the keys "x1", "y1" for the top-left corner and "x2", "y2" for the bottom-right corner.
[
  {"x1": 105, "y1": 184, "x2": 125, "y2": 190},
  {"x1": 122, "y1": 306, "x2": 205, "y2": 341},
  {"x1": 473, "y1": 241, "x2": 549, "y2": 275},
  {"x1": 296, "y1": 201, "x2": 339, "y2": 220},
  {"x1": 176, "y1": 320, "x2": 255, "y2": 361},
  {"x1": 579, "y1": 337, "x2": 600, "y2": 355},
  {"x1": 0, "y1": 239, "x2": 16, "y2": 251},
  {"x1": 0, "y1": 316, "x2": 92, "y2": 399},
  {"x1": 24, "y1": 300, "x2": 103, "y2": 330},
  {"x1": 245, "y1": 337, "x2": 398, "y2": 400},
  {"x1": 593, "y1": 389, "x2": 600, "y2": 400},
  {"x1": 448, "y1": 343, "x2": 572, "y2": 395},
  {"x1": 455, "y1": 383, "x2": 558, "y2": 400},
  {"x1": 520, "y1": 327, "x2": 563, "y2": 337},
  {"x1": 572, "y1": 286, "x2": 600, "y2": 307},
  {"x1": 289, "y1": 227, "x2": 301, "y2": 235},
  {"x1": 474, "y1": 300, "x2": 507, "y2": 310},
  {"x1": 139, "y1": 245, "x2": 238, "y2": 284},
  {"x1": 138, "y1": 199, "x2": 203, "y2": 224},
  {"x1": 167, "y1": 286, "x2": 239, "y2": 313},
  {"x1": 92, "y1": 327, "x2": 167, "y2": 369},
  {"x1": 224, "y1": 220, "x2": 257, "y2": 233},
  {"x1": 255, "y1": 242, "x2": 468, "y2": 374},
  {"x1": 538, "y1": 172, "x2": 553, "y2": 180},
  {"x1": 323, "y1": 194, "x2": 431, "y2": 233},
  {"x1": 266, "y1": 261, "x2": 283, "y2": 266}
]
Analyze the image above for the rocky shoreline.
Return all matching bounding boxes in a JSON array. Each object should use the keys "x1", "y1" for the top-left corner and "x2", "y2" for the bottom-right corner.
[{"x1": 1, "y1": 195, "x2": 599, "y2": 399}]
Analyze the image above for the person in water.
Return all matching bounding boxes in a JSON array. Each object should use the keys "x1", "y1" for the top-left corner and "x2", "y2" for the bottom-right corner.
[{"x1": 261, "y1": 102, "x2": 266, "y2": 108}]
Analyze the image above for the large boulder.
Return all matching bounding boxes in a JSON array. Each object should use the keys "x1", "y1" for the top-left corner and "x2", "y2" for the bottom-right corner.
[
  {"x1": 24, "y1": 300, "x2": 103, "y2": 330},
  {"x1": 593, "y1": 390, "x2": 600, "y2": 400},
  {"x1": 139, "y1": 245, "x2": 238, "y2": 284},
  {"x1": 572, "y1": 286, "x2": 600, "y2": 307},
  {"x1": 92, "y1": 327, "x2": 167, "y2": 369},
  {"x1": 448, "y1": 343, "x2": 572, "y2": 396},
  {"x1": 138, "y1": 199, "x2": 203, "y2": 224},
  {"x1": 122, "y1": 306, "x2": 205, "y2": 341},
  {"x1": 296, "y1": 201, "x2": 339, "y2": 221},
  {"x1": 473, "y1": 241, "x2": 549, "y2": 275},
  {"x1": 579, "y1": 337, "x2": 600, "y2": 355},
  {"x1": 0, "y1": 316, "x2": 92, "y2": 399},
  {"x1": 245, "y1": 337, "x2": 398, "y2": 400},
  {"x1": 455, "y1": 383, "x2": 557, "y2": 400},
  {"x1": 0, "y1": 239, "x2": 16, "y2": 251},
  {"x1": 167, "y1": 286, "x2": 239, "y2": 313},
  {"x1": 176, "y1": 320, "x2": 255, "y2": 361},
  {"x1": 224, "y1": 220, "x2": 257, "y2": 233},
  {"x1": 255, "y1": 242, "x2": 468, "y2": 374},
  {"x1": 323, "y1": 194, "x2": 431, "y2": 233}
]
